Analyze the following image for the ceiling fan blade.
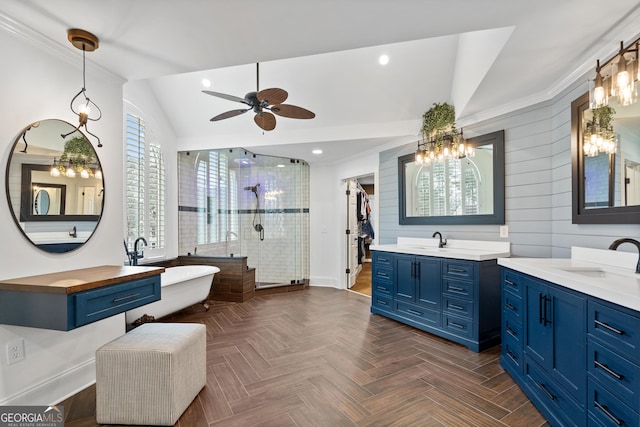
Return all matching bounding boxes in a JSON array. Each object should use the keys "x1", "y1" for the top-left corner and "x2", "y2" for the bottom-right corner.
[
  {"x1": 254, "y1": 111, "x2": 276, "y2": 131},
  {"x1": 210, "y1": 109, "x2": 250, "y2": 121},
  {"x1": 271, "y1": 104, "x2": 315, "y2": 119},
  {"x1": 203, "y1": 90, "x2": 249, "y2": 105},
  {"x1": 257, "y1": 88, "x2": 288, "y2": 105}
]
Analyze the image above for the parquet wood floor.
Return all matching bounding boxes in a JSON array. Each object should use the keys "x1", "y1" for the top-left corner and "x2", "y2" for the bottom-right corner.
[{"x1": 60, "y1": 287, "x2": 549, "y2": 426}]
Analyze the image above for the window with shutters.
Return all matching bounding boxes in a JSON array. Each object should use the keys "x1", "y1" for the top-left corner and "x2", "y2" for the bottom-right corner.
[
  {"x1": 194, "y1": 151, "x2": 239, "y2": 243},
  {"x1": 125, "y1": 113, "x2": 165, "y2": 257},
  {"x1": 416, "y1": 158, "x2": 479, "y2": 216}
]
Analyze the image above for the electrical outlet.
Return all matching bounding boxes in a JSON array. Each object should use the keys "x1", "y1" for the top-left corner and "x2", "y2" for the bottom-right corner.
[
  {"x1": 500, "y1": 225, "x2": 509, "y2": 238},
  {"x1": 6, "y1": 338, "x2": 25, "y2": 365}
]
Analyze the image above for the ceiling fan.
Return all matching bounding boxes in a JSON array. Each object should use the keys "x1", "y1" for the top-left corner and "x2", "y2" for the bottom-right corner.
[{"x1": 203, "y1": 63, "x2": 315, "y2": 131}]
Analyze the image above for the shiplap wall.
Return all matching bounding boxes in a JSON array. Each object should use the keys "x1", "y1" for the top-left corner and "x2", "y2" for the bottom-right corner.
[{"x1": 379, "y1": 78, "x2": 640, "y2": 258}]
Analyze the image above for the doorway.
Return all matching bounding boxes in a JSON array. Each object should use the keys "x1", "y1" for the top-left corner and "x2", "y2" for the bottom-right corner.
[{"x1": 344, "y1": 175, "x2": 375, "y2": 296}]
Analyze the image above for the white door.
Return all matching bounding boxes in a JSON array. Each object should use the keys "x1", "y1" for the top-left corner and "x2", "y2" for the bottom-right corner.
[
  {"x1": 77, "y1": 186, "x2": 96, "y2": 214},
  {"x1": 346, "y1": 180, "x2": 360, "y2": 288}
]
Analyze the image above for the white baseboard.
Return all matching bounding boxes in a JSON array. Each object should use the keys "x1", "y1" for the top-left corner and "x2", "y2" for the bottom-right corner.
[
  {"x1": 309, "y1": 275, "x2": 338, "y2": 288},
  {"x1": 0, "y1": 358, "x2": 95, "y2": 406}
]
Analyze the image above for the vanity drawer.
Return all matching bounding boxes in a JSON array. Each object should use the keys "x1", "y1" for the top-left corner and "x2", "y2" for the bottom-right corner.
[
  {"x1": 443, "y1": 296, "x2": 473, "y2": 319},
  {"x1": 503, "y1": 269, "x2": 524, "y2": 298},
  {"x1": 443, "y1": 260, "x2": 475, "y2": 280},
  {"x1": 503, "y1": 310, "x2": 523, "y2": 344},
  {"x1": 442, "y1": 278, "x2": 473, "y2": 299},
  {"x1": 442, "y1": 314, "x2": 472, "y2": 339},
  {"x1": 372, "y1": 293, "x2": 392, "y2": 310},
  {"x1": 503, "y1": 291, "x2": 524, "y2": 323},
  {"x1": 588, "y1": 378, "x2": 639, "y2": 427},
  {"x1": 396, "y1": 301, "x2": 440, "y2": 328},
  {"x1": 502, "y1": 328, "x2": 523, "y2": 374},
  {"x1": 75, "y1": 276, "x2": 160, "y2": 327},
  {"x1": 372, "y1": 252, "x2": 393, "y2": 268},
  {"x1": 372, "y1": 265, "x2": 393, "y2": 283},
  {"x1": 373, "y1": 279, "x2": 393, "y2": 295},
  {"x1": 588, "y1": 339, "x2": 639, "y2": 409},
  {"x1": 588, "y1": 300, "x2": 640, "y2": 364}
]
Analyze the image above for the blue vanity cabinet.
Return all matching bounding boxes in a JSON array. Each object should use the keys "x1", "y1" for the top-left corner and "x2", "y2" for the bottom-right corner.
[
  {"x1": 371, "y1": 250, "x2": 501, "y2": 352},
  {"x1": 501, "y1": 268, "x2": 588, "y2": 426},
  {"x1": 0, "y1": 266, "x2": 163, "y2": 331}
]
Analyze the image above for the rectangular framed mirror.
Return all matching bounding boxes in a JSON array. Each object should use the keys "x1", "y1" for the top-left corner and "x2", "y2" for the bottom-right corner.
[
  {"x1": 571, "y1": 92, "x2": 640, "y2": 224},
  {"x1": 398, "y1": 130, "x2": 505, "y2": 225}
]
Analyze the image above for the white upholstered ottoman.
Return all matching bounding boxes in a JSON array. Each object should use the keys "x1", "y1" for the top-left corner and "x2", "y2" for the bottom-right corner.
[{"x1": 96, "y1": 323, "x2": 206, "y2": 426}]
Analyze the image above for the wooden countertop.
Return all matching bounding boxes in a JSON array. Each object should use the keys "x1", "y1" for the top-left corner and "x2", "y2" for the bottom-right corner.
[{"x1": 0, "y1": 265, "x2": 165, "y2": 294}]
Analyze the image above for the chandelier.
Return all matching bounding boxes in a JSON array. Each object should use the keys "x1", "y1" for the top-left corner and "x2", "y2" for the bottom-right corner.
[
  {"x1": 583, "y1": 105, "x2": 616, "y2": 157},
  {"x1": 590, "y1": 37, "x2": 640, "y2": 109},
  {"x1": 415, "y1": 102, "x2": 474, "y2": 164}
]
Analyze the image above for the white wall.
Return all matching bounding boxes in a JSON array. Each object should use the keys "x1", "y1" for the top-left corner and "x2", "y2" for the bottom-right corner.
[{"x1": 0, "y1": 27, "x2": 126, "y2": 404}]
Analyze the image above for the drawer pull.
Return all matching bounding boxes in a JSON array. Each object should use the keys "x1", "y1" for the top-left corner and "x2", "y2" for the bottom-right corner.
[
  {"x1": 594, "y1": 360, "x2": 624, "y2": 380},
  {"x1": 376, "y1": 286, "x2": 388, "y2": 292},
  {"x1": 449, "y1": 321, "x2": 465, "y2": 329},
  {"x1": 379, "y1": 257, "x2": 389, "y2": 263},
  {"x1": 377, "y1": 300, "x2": 388, "y2": 306},
  {"x1": 449, "y1": 303, "x2": 465, "y2": 311},
  {"x1": 505, "y1": 279, "x2": 517, "y2": 288},
  {"x1": 449, "y1": 286, "x2": 465, "y2": 292},
  {"x1": 535, "y1": 381, "x2": 556, "y2": 401},
  {"x1": 450, "y1": 268, "x2": 466, "y2": 274},
  {"x1": 594, "y1": 400, "x2": 623, "y2": 426},
  {"x1": 505, "y1": 303, "x2": 517, "y2": 311},
  {"x1": 506, "y1": 326, "x2": 518, "y2": 337},
  {"x1": 377, "y1": 272, "x2": 390, "y2": 279},
  {"x1": 594, "y1": 319, "x2": 624, "y2": 335},
  {"x1": 506, "y1": 350, "x2": 518, "y2": 361},
  {"x1": 112, "y1": 293, "x2": 141, "y2": 303},
  {"x1": 407, "y1": 308, "x2": 422, "y2": 316}
]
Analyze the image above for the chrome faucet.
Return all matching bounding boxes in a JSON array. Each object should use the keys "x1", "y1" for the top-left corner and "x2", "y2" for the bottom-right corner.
[
  {"x1": 608, "y1": 238, "x2": 640, "y2": 274},
  {"x1": 433, "y1": 231, "x2": 447, "y2": 248},
  {"x1": 69, "y1": 226, "x2": 77, "y2": 238}
]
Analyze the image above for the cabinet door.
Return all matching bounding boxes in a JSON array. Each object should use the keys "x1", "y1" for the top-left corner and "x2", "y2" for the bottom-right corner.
[
  {"x1": 525, "y1": 279, "x2": 552, "y2": 369},
  {"x1": 550, "y1": 285, "x2": 586, "y2": 402},
  {"x1": 395, "y1": 254, "x2": 415, "y2": 303},
  {"x1": 416, "y1": 256, "x2": 441, "y2": 310}
]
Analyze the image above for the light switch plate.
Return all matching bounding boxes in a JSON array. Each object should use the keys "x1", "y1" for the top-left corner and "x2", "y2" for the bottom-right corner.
[{"x1": 500, "y1": 225, "x2": 509, "y2": 238}]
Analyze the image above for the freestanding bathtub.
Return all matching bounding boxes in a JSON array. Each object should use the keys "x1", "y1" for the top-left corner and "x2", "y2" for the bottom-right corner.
[{"x1": 125, "y1": 265, "x2": 220, "y2": 325}]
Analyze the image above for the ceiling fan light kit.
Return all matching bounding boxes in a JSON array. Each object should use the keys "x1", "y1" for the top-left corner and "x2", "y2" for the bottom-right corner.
[{"x1": 203, "y1": 63, "x2": 315, "y2": 131}]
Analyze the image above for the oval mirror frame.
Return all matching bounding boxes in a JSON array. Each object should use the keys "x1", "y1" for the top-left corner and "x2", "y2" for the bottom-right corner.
[{"x1": 5, "y1": 119, "x2": 105, "y2": 253}]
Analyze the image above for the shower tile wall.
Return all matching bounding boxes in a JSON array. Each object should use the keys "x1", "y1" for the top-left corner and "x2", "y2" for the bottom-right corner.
[{"x1": 178, "y1": 150, "x2": 309, "y2": 286}]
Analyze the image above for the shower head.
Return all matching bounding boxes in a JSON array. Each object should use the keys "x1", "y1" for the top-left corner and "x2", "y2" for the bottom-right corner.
[{"x1": 244, "y1": 183, "x2": 260, "y2": 193}]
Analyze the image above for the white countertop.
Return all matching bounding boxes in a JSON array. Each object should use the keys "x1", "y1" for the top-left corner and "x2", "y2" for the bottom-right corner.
[
  {"x1": 371, "y1": 237, "x2": 511, "y2": 261},
  {"x1": 28, "y1": 231, "x2": 90, "y2": 245},
  {"x1": 498, "y1": 247, "x2": 640, "y2": 311}
]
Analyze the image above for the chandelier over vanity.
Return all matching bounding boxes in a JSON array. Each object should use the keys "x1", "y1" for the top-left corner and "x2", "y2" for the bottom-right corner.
[
  {"x1": 415, "y1": 102, "x2": 474, "y2": 164},
  {"x1": 589, "y1": 36, "x2": 640, "y2": 109}
]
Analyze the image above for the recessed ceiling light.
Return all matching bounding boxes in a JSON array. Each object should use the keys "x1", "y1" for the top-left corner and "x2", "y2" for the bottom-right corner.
[
  {"x1": 378, "y1": 54, "x2": 389, "y2": 65},
  {"x1": 201, "y1": 78, "x2": 211, "y2": 88},
  {"x1": 277, "y1": 164, "x2": 285, "y2": 168},
  {"x1": 312, "y1": 149, "x2": 323, "y2": 155}
]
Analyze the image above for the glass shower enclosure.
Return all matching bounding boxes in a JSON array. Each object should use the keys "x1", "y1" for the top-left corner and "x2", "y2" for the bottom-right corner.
[{"x1": 178, "y1": 148, "x2": 309, "y2": 288}]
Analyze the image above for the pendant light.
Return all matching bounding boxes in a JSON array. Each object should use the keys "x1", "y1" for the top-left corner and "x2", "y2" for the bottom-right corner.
[{"x1": 61, "y1": 29, "x2": 103, "y2": 147}]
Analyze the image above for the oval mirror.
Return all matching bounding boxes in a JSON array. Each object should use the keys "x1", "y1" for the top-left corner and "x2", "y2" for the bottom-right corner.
[{"x1": 5, "y1": 119, "x2": 104, "y2": 253}]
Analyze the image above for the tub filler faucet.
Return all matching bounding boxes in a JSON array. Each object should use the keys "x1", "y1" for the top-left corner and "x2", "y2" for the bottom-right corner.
[{"x1": 124, "y1": 237, "x2": 147, "y2": 266}]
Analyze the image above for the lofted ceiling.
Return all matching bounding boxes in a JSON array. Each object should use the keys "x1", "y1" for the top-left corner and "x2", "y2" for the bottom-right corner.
[{"x1": 1, "y1": 1, "x2": 640, "y2": 165}]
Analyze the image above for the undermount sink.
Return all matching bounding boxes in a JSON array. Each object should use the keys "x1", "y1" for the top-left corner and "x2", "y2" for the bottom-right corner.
[{"x1": 560, "y1": 267, "x2": 628, "y2": 279}]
